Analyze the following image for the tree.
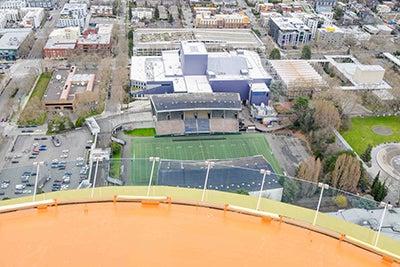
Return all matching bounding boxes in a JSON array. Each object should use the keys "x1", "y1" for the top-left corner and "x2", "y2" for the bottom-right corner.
[
  {"x1": 297, "y1": 157, "x2": 321, "y2": 197},
  {"x1": 269, "y1": 48, "x2": 281, "y2": 60},
  {"x1": 313, "y1": 100, "x2": 341, "y2": 130},
  {"x1": 371, "y1": 171, "x2": 388, "y2": 202},
  {"x1": 330, "y1": 153, "x2": 361, "y2": 193},
  {"x1": 168, "y1": 13, "x2": 173, "y2": 23},
  {"x1": 128, "y1": 3, "x2": 132, "y2": 21},
  {"x1": 333, "y1": 6, "x2": 344, "y2": 21},
  {"x1": 154, "y1": 7, "x2": 159, "y2": 19},
  {"x1": 292, "y1": 97, "x2": 315, "y2": 132},
  {"x1": 300, "y1": 45, "x2": 312, "y2": 60},
  {"x1": 360, "y1": 144, "x2": 373, "y2": 163}
]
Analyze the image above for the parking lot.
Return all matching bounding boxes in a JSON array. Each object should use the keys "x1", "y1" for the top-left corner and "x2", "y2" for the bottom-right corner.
[{"x1": 0, "y1": 128, "x2": 94, "y2": 199}]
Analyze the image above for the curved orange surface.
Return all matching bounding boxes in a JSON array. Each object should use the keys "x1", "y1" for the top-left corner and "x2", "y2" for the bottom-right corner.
[{"x1": 0, "y1": 202, "x2": 398, "y2": 267}]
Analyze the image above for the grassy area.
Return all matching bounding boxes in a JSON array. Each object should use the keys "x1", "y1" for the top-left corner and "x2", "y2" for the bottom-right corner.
[
  {"x1": 18, "y1": 72, "x2": 52, "y2": 126},
  {"x1": 110, "y1": 143, "x2": 122, "y2": 178},
  {"x1": 1, "y1": 186, "x2": 398, "y2": 256},
  {"x1": 124, "y1": 128, "x2": 155, "y2": 137},
  {"x1": 129, "y1": 133, "x2": 282, "y2": 184},
  {"x1": 341, "y1": 116, "x2": 400, "y2": 154},
  {"x1": 30, "y1": 72, "x2": 52, "y2": 99}
]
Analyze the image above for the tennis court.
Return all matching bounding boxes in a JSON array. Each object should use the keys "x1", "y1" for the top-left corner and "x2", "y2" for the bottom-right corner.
[{"x1": 129, "y1": 133, "x2": 282, "y2": 184}]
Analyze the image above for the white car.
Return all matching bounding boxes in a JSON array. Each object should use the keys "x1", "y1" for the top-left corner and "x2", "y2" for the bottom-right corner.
[{"x1": 15, "y1": 184, "x2": 26, "y2": 190}]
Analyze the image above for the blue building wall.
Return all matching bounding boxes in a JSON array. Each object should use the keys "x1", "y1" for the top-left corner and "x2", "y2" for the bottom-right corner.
[
  {"x1": 0, "y1": 49, "x2": 18, "y2": 61},
  {"x1": 132, "y1": 82, "x2": 173, "y2": 96},
  {"x1": 249, "y1": 91, "x2": 269, "y2": 105},
  {"x1": 181, "y1": 54, "x2": 208, "y2": 75},
  {"x1": 209, "y1": 80, "x2": 250, "y2": 101}
]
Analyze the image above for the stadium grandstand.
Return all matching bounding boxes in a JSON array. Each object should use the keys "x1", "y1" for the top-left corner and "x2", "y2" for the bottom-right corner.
[{"x1": 150, "y1": 93, "x2": 241, "y2": 135}]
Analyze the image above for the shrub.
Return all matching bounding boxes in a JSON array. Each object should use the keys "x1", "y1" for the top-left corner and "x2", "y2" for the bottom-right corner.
[{"x1": 333, "y1": 194, "x2": 348, "y2": 208}]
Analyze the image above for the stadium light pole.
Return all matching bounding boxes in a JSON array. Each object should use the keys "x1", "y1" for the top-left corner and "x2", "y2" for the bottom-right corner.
[
  {"x1": 91, "y1": 158, "x2": 100, "y2": 198},
  {"x1": 147, "y1": 157, "x2": 160, "y2": 196},
  {"x1": 201, "y1": 161, "x2": 214, "y2": 202},
  {"x1": 374, "y1": 202, "x2": 392, "y2": 247},
  {"x1": 32, "y1": 161, "x2": 44, "y2": 202},
  {"x1": 312, "y1": 183, "x2": 329, "y2": 226},
  {"x1": 256, "y1": 169, "x2": 271, "y2": 210}
]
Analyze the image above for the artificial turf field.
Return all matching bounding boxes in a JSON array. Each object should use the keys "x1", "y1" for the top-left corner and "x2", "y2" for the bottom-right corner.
[
  {"x1": 129, "y1": 133, "x2": 282, "y2": 184},
  {"x1": 340, "y1": 116, "x2": 400, "y2": 155}
]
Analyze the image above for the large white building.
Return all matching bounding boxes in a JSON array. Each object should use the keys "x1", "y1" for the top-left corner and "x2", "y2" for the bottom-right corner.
[
  {"x1": 325, "y1": 55, "x2": 392, "y2": 99},
  {"x1": 131, "y1": 41, "x2": 272, "y2": 107},
  {"x1": 19, "y1": 7, "x2": 44, "y2": 28},
  {"x1": 57, "y1": 3, "x2": 88, "y2": 29},
  {"x1": 0, "y1": 0, "x2": 26, "y2": 9},
  {"x1": 131, "y1": 7, "x2": 153, "y2": 20},
  {"x1": 194, "y1": 13, "x2": 250, "y2": 28}
]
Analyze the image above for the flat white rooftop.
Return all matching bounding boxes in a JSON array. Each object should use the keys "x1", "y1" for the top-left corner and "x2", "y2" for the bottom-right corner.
[
  {"x1": 325, "y1": 55, "x2": 392, "y2": 91},
  {"x1": 269, "y1": 60, "x2": 325, "y2": 88}
]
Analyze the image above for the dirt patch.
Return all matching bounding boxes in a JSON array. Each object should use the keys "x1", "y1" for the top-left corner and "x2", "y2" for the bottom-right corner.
[{"x1": 372, "y1": 126, "x2": 393, "y2": 136}]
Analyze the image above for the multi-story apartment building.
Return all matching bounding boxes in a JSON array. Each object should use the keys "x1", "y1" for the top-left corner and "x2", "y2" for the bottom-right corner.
[
  {"x1": 25, "y1": 0, "x2": 56, "y2": 9},
  {"x1": 56, "y1": 3, "x2": 87, "y2": 29},
  {"x1": 0, "y1": 0, "x2": 26, "y2": 9},
  {"x1": 268, "y1": 16, "x2": 312, "y2": 48},
  {"x1": 90, "y1": 5, "x2": 113, "y2": 17},
  {"x1": 19, "y1": 7, "x2": 45, "y2": 28},
  {"x1": 314, "y1": 0, "x2": 337, "y2": 13},
  {"x1": 195, "y1": 13, "x2": 250, "y2": 28},
  {"x1": 131, "y1": 7, "x2": 153, "y2": 20}
]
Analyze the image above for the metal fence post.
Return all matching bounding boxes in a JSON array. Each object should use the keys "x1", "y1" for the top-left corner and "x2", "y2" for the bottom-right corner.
[
  {"x1": 256, "y1": 169, "x2": 271, "y2": 210},
  {"x1": 91, "y1": 159, "x2": 100, "y2": 198},
  {"x1": 313, "y1": 183, "x2": 329, "y2": 226},
  {"x1": 374, "y1": 202, "x2": 391, "y2": 247},
  {"x1": 32, "y1": 161, "x2": 44, "y2": 202},
  {"x1": 201, "y1": 161, "x2": 214, "y2": 202},
  {"x1": 146, "y1": 157, "x2": 160, "y2": 196}
]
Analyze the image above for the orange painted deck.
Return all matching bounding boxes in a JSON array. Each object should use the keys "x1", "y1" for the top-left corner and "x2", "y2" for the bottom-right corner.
[{"x1": 0, "y1": 202, "x2": 398, "y2": 267}]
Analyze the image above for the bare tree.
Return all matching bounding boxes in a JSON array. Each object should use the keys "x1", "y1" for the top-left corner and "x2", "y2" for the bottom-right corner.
[
  {"x1": 297, "y1": 157, "x2": 322, "y2": 197},
  {"x1": 331, "y1": 153, "x2": 361, "y2": 193},
  {"x1": 313, "y1": 99, "x2": 341, "y2": 130}
]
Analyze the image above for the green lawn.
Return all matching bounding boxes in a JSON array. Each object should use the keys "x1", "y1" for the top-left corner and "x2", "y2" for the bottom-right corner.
[
  {"x1": 30, "y1": 72, "x2": 52, "y2": 99},
  {"x1": 341, "y1": 116, "x2": 400, "y2": 155},
  {"x1": 110, "y1": 143, "x2": 122, "y2": 178},
  {"x1": 124, "y1": 128, "x2": 155, "y2": 137},
  {"x1": 129, "y1": 133, "x2": 282, "y2": 184},
  {"x1": 18, "y1": 72, "x2": 52, "y2": 126}
]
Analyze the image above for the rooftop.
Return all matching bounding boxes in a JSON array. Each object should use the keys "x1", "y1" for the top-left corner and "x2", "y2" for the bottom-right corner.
[
  {"x1": 325, "y1": 55, "x2": 392, "y2": 91},
  {"x1": 133, "y1": 28, "x2": 263, "y2": 51},
  {"x1": 270, "y1": 16, "x2": 311, "y2": 32},
  {"x1": 0, "y1": 30, "x2": 31, "y2": 50},
  {"x1": 269, "y1": 60, "x2": 326, "y2": 88},
  {"x1": 150, "y1": 93, "x2": 241, "y2": 113},
  {"x1": 0, "y1": 197, "x2": 397, "y2": 266},
  {"x1": 44, "y1": 66, "x2": 95, "y2": 102}
]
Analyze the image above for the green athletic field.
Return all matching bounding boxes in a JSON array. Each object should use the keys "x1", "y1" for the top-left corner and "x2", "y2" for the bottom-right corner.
[{"x1": 129, "y1": 133, "x2": 282, "y2": 184}]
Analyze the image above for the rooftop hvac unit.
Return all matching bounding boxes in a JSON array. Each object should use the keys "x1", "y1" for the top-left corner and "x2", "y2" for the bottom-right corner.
[{"x1": 240, "y1": 69, "x2": 249, "y2": 75}]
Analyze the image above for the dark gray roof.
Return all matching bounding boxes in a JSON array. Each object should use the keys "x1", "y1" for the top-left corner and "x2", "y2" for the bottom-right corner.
[
  {"x1": 157, "y1": 156, "x2": 282, "y2": 192},
  {"x1": 150, "y1": 93, "x2": 241, "y2": 113}
]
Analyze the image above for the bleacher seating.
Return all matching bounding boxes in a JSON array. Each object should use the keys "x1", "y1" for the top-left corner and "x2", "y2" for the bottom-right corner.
[
  {"x1": 184, "y1": 119, "x2": 197, "y2": 133},
  {"x1": 197, "y1": 119, "x2": 210, "y2": 132}
]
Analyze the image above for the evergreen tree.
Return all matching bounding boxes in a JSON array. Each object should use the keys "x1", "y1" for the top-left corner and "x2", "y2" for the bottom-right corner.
[
  {"x1": 269, "y1": 48, "x2": 281, "y2": 60},
  {"x1": 360, "y1": 144, "x2": 373, "y2": 162},
  {"x1": 301, "y1": 45, "x2": 312, "y2": 59}
]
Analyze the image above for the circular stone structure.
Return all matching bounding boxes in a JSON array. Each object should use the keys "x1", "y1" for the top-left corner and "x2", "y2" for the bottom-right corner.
[
  {"x1": 372, "y1": 126, "x2": 393, "y2": 136},
  {"x1": 375, "y1": 143, "x2": 400, "y2": 180},
  {"x1": 0, "y1": 201, "x2": 398, "y2": 267}
]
